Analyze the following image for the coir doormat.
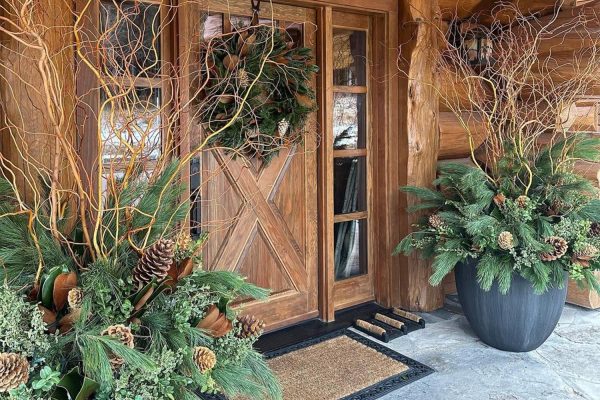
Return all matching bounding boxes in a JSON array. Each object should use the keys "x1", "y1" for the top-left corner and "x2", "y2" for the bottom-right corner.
[{"x1": 207, "y1": 329, "x2": 433, "y2": 400}]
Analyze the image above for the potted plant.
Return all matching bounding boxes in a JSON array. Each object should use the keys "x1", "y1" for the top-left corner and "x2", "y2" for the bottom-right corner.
[
  {"x1": 396, "y1": 137, "x2": 600, "y2": 351},
  {"x1": 396, "y1": 3, "x2": 600, "y2": 352}
]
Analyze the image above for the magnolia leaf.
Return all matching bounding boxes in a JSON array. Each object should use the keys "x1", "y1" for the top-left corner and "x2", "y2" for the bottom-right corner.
[
  {"x1": 52, "y1": 367, "x2": 99, "y2": 400},
  {"x1": 53, "y1": 271, "x2": 77, "y2": 311}
]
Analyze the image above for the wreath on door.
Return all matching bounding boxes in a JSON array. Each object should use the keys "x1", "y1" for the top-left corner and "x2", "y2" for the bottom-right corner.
[{"x1": 196, "y1": 25, "x2": 318, "y2": 161}]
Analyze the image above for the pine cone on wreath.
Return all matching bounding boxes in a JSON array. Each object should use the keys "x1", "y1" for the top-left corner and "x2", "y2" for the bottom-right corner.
[
  {"x1": 541, "y1": 236, "x2": 568, "y2": 261},
  {"x1": 193, "y1": 346, "x2": 217, "y2": 373},
  {"x1": 0, "y1": 353, "x2": 29, "y2": 393},
  {"x1": 277, "y1": 119, "x2": 290, "y2": 137},
  {"x1": 497, "y1": 231, "x2": 514, "y2": 250},
  {"x1": 102, "y1": 324, "x2": 135, "y2": 368},
  {"x1": 67, "y1": 287, "x2": 84, "y2": 310},
  {"x1": 133, "y1": 239, "x2": 175, "y2": 288},
  {"x1": 235, "y1": 315, "x2": 266, "y2": 339},
  {"x1": 572, "y1": 244, "x2": 599, "y2": 267}
]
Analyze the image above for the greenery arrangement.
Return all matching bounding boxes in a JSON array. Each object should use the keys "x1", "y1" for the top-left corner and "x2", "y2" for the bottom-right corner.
[
  {"x1": 396, "y1": 134, "x2": 600, "y2": 294},
  {"x1": 197, "y1": 24, "x2": 318, "y2": 161},
  {"x1": 0, "y1": 162, "x2": 281, "y2": 400}
]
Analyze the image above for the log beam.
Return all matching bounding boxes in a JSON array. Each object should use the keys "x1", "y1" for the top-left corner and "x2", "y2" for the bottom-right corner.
[{"x1": 397, "y1": 0, "x2": 445, "y2": 311}]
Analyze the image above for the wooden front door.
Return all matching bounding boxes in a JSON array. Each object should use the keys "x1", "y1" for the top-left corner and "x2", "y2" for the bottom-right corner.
[{"x1": 195, "y1": 1, "x2": 318, "y2": 330}]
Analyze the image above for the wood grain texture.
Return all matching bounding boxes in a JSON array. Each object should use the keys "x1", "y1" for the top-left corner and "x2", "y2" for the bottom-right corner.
[
  {"x1": 397, "y1": 0, "x2": 445, "y2": 311},
  {"x1": 0, "y1": 0, "x2": 76, "y2": 203},
  {"x1": 198, "y1": 3, "x2": 319, "y2": 330},
  {"x1": 567, "y1": 273, "x2": 600, "y2": 309},
  {"x1": 439, "y1": 112, "x2": 488, "y2": 159}
]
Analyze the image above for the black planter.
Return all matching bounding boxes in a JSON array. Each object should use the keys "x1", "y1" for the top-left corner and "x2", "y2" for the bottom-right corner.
[{"x1": 455, "y1": 258, "x2": 567, "y2": 352}]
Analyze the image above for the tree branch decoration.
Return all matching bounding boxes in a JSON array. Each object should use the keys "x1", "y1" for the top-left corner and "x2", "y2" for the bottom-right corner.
[
  {"x1": 197, "y1": 24, "x2": 318, "y2": 161},
  {"x1": 396, "y1": 1, "x2": 600, "y2": 294}
]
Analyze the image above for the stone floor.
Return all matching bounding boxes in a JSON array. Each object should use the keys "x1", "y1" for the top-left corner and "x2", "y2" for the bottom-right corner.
[{"x1": 373, "y1": 295, "x2": 600, "y2": 400}]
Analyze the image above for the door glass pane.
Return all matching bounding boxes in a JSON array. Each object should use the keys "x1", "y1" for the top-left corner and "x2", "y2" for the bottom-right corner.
[
  {"x1": 201, "y1": 13, "x2": 224, "y2": 40},
  {"x1": 334, "y1": 157, "x2": 366, "y2": 215},
  {"x1": 100, "y1": 87, "x2": 162, "y2": 166},
  {"x1": 100, "y1": 0, "x2": 161, "y2": 77},
  {"x1": 333, "y1": 29, "x2": 366, "y2": 86},
  {"x1": 333, "y1": 93, "x2": 366, "y2": 149},
  {"x1": 334, "y1": 219, "x2": 367, "y2": 280}
]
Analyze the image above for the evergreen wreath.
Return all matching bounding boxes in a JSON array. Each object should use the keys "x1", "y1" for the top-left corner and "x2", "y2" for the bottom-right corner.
[{"x1": 197, "y1": 24, "x2": 318, "y2": 161}]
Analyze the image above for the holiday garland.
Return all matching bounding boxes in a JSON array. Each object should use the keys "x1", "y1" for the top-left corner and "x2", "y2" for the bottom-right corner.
[{"x1": 197, "y1": 25, "x2": 318, "y2": 161}]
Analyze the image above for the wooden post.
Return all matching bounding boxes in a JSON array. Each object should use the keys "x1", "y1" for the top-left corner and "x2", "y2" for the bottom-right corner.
[{"x1": 396, "y1": 0, "x2": 445, "y2": 311}]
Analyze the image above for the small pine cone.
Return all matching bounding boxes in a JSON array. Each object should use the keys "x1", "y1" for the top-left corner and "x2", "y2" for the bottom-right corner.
[
  {"x1": 572, "y1": 244, "x2": 599, "y2": 268},
  {"x1": 176, "y1": 232, "x2": 192, "y2": 251},
  {"x1": 277, "y1": 119, "x2": 290, "y2": 137},
  {"x1": 133, "y1": 239, "x2": 175, "y2": 288},
  {"x1": 541, "y1": 236, "x2": 568, "y2": 261},
  {"x1": 516, "y1": 195, "x2": 529, "y2": 208},
  {"x1": 102, "y1": 324, "x2": 135, "y2": 368},
  {"x1": 493, "y1": 193, "x2": 506, "y2": 208},
  {"x1": 193, "y1": 346, "x2": 216, "y2": 373},
  {"x1": 237, "y1": 68, "x2": 250, "y2": 88},
  {"x1": 497, "y1": 231, "x2": 514, "y2": 250},
  {"x1": 0, "y1": 353, "x2": 29, "y2": 393},
  {"x1": 235, "y1": 315, "x2": 266, "y2": 339},
  {"x1": 67, "y1": 287, "x2": 84, "y2": 310},
  {"x1": 589, "y1": 222, "x2": 600, "y2": 237},
  {"x1": 428, "y1": 214, "x2": 445, "y2": 230}
]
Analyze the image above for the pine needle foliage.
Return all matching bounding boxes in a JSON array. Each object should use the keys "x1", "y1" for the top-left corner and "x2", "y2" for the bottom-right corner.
[
  {"x1": 0, "y1": 163, "x2": 282, "y2": 400},
  {"x1": 397, "y1": 134, "x2": 600, "y2": 294}
]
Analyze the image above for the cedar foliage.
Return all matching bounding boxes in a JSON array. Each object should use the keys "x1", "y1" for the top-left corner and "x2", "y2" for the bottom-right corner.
[{"x1": 397, "y1": 134, "x2": 600, "y2": 294}]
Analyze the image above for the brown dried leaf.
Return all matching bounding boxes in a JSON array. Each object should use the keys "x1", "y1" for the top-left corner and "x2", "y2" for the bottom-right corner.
[{"x1": 53, "y1": 272, "x2": 77, "y2": 311}]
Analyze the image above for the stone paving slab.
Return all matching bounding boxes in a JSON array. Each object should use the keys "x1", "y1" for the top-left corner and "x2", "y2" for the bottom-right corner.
[{"x1": 357, "y1": 304, "x2": 600, "y2": 400}]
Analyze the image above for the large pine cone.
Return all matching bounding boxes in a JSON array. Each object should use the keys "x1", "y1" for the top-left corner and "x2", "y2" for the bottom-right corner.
[
  {"x1": 541, "y1": 236, "x2": 568, "y2": 261},
  {"x1": 102, "y1": 324, "x2": 135, "y2": 368},
  {"x1": 235, "y1": 315, "x2": 265, "y2": 339},
  {"x1": 193, "y1": 346, "x2": 216, "y2": 373},
  {"x1": 133, "y1": 239, "x2": 175, "y2": 288},
  {"x1": 0, "y1": 353, "x2": 29, "y2": 393}
]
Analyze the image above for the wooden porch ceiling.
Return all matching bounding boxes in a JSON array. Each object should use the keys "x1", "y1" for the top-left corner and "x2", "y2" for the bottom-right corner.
[{"x1": 438, "y1": 0, "x2": 597, "y2": 23}]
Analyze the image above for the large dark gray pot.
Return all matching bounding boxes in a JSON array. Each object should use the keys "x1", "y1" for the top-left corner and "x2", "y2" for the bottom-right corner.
[{"x1": 455, "y1": 259, "x2": 567, "y2": 352}]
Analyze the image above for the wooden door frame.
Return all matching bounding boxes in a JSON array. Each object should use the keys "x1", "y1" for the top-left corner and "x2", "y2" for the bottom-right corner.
[{"x1": 315, "y1": 2, "x2": 400, "y2": 321}]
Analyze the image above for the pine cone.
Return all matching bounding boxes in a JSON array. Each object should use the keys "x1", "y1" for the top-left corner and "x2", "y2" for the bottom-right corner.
[
  {"x1": 102, "y1": 324, "x2": 135, "y2": 368},
  {"x1": 493, "y1": 193, "x2": 506, "y2": 208},
  {"x1": 589, "y1": 222, "x2": 600, "y2": 237},
  {"x1": 237, "y1": 68, "x2": 250, "y2": 88},
  {"x1": 428, "y1": 214, "x2": 445, "y2": 230},
  {"x1": 67, "y1": 287, "x2": 84, "y2": 310},
  {"x1": 497, "y1": 231, "x2": 514, "y2": 250},
  {"x1": 0, "y1": 353, "x2": 29, "y2": 393},
  {"x1": 541, "y1": 236, "x2": 568, "y2": 261},
  {"x1": 133, "y1": 239, "x2": 175, "y2": 288},
  {"x1": 277, "y1": 119, "x2": 290, "y2": 137},
  {"x1": 193, "y1": 346, "x2": 216, "y2": 373},
  {"x1": 516, "y1": 195, "x2": 529, "y2": 208},
  {"x1": 572, "y1": 244, "x2": 599, "y2": 267},
  {"x1": 176, "y1": 232, "x2": 192, "y2": 252},
  {"x1": 235, "y1": 315, "x2": 265, "y2": 339}
]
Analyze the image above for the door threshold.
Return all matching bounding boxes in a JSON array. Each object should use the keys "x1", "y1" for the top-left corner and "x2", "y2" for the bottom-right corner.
[{"x1": 255, "y1": 302, "x2": 385, "y2": 353}]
